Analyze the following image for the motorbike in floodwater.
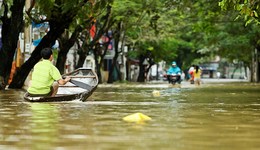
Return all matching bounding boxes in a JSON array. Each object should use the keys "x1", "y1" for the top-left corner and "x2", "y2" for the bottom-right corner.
[{"x1": 164, "y1": 74, "x2": 182, "y2": 85}]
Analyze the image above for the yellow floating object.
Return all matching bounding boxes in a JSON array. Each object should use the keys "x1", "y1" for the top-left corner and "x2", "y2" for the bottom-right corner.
[
  {"x1": 152, "y1": 90, "x2": 160, "y2": 97},
  {"x1": 123, "y1": 113, "x2": 152, "y2": 123}
]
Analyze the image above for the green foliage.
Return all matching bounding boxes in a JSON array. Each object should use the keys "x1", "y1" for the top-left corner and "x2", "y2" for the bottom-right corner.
[
  {"x1": 36, "y1": 0, "x2": 55, "y2": 17},
  {"x1": 27, "y1": 0, "x2": 260, "y2": 71},
  {"x1": 219, "y1": 0, "x2": 260, "y2": 25},
  {"x1": 0, "y1": 0, "x2": 14, "y2": 22},
  {"x1": 111, "y1": 0, "x2": 213, "y2": 70},
  {"x1": 16, "y1": 0, "x2": 260, "y2": 75}
]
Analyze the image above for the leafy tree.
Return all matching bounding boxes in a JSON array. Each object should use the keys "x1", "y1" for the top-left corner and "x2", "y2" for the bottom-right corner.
[
  {"x1": 218, "y1": 0, "x2": 260, "y2": 81},
  {"x1": 107, "y1": 0, "x2": 171, "y2": 82},
  {"x1": 122, "y1": 0, "x2": 202, "y2": 81},
  {"x1": 81, "y1": 4, "x2": 114, "y2": 84},
  {"x1": 103, "y1": 0, "x2": 160, "y2": 83},
  {"x1": 219, "y1": 0, "x2": 260, "y2": 25},
  {"x1": 9, "y1": 0, "x2": 111, "y2": 88},
  {"x1": 55, "y1": 0, "x2": 106, "y2": 74},
  {"x1": 56, "y1": 27, "x2": 84, "y2": 74}
]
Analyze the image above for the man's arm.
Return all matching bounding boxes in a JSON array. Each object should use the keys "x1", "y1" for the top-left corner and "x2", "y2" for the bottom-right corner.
[{"x1": 57, "y1": 76, "x2": 71, "y2": 85}]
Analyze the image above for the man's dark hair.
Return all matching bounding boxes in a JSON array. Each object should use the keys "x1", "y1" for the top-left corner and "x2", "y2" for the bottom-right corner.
[{"x1": 41, "y1": 48, "x2": 52, "y2": 59}]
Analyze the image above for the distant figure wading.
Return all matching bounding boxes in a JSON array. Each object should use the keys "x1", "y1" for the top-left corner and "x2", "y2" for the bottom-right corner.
[{"x1": 193, "y1": 65, "x2": 202, "y2": 86}]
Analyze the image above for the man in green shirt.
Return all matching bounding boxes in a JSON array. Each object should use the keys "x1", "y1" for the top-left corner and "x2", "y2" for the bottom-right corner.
[{"x1": 27, "y1": 48, "x2": 71, "y2": 97}]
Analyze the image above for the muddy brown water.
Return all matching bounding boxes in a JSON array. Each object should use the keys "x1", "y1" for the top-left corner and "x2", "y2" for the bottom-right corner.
[{"x1": 0, "y1": 81, "x2": 260, "y2": 150}]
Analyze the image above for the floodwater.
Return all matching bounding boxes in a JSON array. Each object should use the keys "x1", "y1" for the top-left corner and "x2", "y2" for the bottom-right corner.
[{"x1": 0, "y1": 81, "x2": 260, "y2": 150}]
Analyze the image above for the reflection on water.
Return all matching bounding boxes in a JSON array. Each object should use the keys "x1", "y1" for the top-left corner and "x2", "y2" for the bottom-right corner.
[{"x1": 0, "y1": 83, "x2": 260, "y2": 150}]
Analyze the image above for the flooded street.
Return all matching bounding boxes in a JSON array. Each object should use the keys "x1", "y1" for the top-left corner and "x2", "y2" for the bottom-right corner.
[{"x1": 0, "y1": 81, "x2": 260, "y2": 150}]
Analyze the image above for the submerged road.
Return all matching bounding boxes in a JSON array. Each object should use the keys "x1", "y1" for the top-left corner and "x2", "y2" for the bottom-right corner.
[{"x1": 98, "y1": 78, "x2": 249, "y2": 88}]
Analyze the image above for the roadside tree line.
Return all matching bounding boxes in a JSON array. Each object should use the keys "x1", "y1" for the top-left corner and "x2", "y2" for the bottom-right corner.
[{"x1": 0, "y1": 0, "x2": 259, "y2": 90}]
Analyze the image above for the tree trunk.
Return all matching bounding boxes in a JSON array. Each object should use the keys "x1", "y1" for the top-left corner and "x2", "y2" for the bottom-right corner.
[
  {"x1": 125, "y1": 60, "x2": 129, "y2": 81},
  {"x1": 107, "y1": 55, "x2": 118, "y2": 83},
  {"x1": 107, "y1": 54, "x2": 117, "y2": 83},
  {"x1": 255, "y1": 47, "x2": 260, "y2": 82},
  {"x1": 137, "y1": 55, "x2": 146, "y2": 82},
  {"x1": 57, "y1": 26, "x2": 82, "y2": 74},
  {"x1": 9, "y1": 28, "x2": 65, "y2": 88},
  {"x1": 76, "y1": 48, "x2": 87, "y2": 69},
  {"x1": 156, "y1": 63, "x2": 159, "y2": 80},
  {"x1": 107, "y1": 23, "x2": 121, "y2": 84},
  {"x1": 93, "y1": 38, "x2": 111, "y2": 84},
  {"x1": 231, "y1": 65, "x2": 238, "y2": 79},
  {"x1": 95, "y1": 55, "x2": 103, "y2": 84},
  {"x1": 0, "y1": 0, "x2": 26, "y2": 90},
  {"x1": 251, "y1": 47, "x2": 260, "y2": 82}
]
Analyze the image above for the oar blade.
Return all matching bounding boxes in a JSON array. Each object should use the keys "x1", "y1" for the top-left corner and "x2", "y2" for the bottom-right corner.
[{"x1": 70, "y1": 79, "x2": 92, "y2": 90}]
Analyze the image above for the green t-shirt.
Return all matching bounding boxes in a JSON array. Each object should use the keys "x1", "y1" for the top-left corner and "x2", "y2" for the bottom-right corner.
[{"x1": 28, "y1": 59, "x2": 62, "y2": 95}]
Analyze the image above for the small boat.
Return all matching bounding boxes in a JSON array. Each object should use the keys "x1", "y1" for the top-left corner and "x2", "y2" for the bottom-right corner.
[{"x1": 24, "y1": 68, "x2": 98, "y2": 102}]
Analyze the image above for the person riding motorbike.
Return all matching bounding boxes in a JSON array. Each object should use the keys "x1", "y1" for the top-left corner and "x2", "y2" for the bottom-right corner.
[{"x1": 166, "y1": 61, "x2": 182, "y2": 84}]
